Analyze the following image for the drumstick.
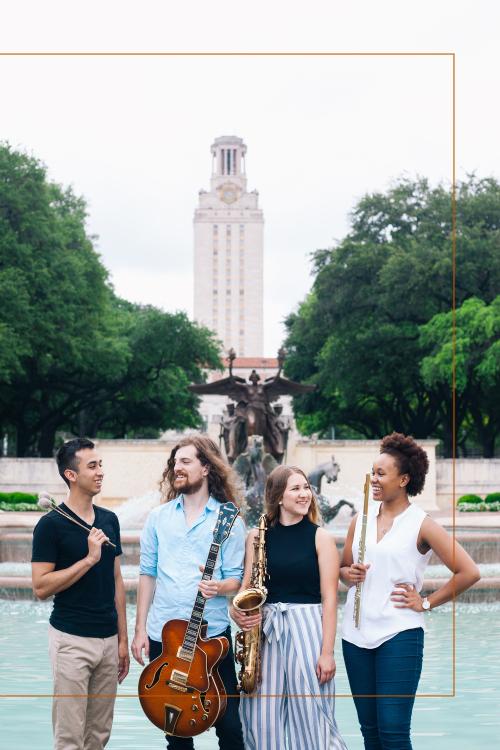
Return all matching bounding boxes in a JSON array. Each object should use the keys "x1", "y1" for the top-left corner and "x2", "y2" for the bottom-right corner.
[
  {"x1": 353, "y1": 474, "x2": 370, "y2": 628},
  {"x1": 38, "y1": 492, "x2": 116, "y2": 548}
]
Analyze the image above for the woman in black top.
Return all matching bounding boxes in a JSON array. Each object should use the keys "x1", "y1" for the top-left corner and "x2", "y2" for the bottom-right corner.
[{"x1": 231, "y1": 465, "x2": 347, "y2": 750}]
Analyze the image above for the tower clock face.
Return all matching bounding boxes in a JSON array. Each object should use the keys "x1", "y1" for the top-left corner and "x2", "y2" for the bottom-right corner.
[{"x1": 220, "y1": 183, "x2": 238, "y2": 204}]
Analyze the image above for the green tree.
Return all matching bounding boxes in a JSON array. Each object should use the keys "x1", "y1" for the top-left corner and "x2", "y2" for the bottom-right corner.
[
  {"x1": 420, "y1": 297, "x2": 500, "y2": 457},
  {"x1": 0, "y1": 143, "x2": 221, "y2": 455},
  {"x1": 0, "y1": 143, "x2": 125, "y2": 455},
  {"x1": 74, "y1": 302, "x2": 221, "y2": 438},
  {"x1": 284, "y1": 176, "x2": 500, "y2": 456}
]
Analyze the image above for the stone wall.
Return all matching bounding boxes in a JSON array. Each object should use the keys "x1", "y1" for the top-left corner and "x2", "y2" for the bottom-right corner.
[
  {"x1": 436, "y1": 459, "x2": 500, "y2": 506},
  {"x1": 0, "y1": 457, "x2": 65, "y2": 501},
  {"x1": 0, "y1": 436, "x2": 440, "y2": 510},
  {"x1": 3, "y1": 441, "x2": 499, "y2": 512}
]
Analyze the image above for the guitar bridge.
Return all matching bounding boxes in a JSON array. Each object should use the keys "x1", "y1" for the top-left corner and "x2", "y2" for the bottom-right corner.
[{"x1": 168, "y1": 682, "x2": 187, "y2": 693}]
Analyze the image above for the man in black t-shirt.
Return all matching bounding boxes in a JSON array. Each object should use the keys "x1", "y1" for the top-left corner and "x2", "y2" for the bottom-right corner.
[{"x1": 32, "y1": 438, "x2": 129, "y2": 750}]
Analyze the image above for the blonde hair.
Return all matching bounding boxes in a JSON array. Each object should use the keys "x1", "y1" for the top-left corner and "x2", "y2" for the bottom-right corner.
[
  {"x1": 265, "y1": 465, "x2": 321, "y2": 526},
  {"x1": 160, "y1": 435, "x2": 244, "y2": 506}
]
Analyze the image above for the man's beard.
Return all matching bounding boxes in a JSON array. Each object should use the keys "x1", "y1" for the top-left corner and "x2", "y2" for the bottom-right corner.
[{"x1": 174, "y1": 475, "x2": 205, "y2": 495}]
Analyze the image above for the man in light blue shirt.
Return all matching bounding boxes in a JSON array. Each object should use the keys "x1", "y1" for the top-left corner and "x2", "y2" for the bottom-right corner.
[{"x1": 132, "y1": 435, "x2": 246, "y2": 750}]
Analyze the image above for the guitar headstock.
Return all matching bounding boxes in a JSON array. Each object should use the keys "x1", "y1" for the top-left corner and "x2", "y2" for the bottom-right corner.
[{"x1": 213, "y1": 502, "x2": 240, "y2": 545}]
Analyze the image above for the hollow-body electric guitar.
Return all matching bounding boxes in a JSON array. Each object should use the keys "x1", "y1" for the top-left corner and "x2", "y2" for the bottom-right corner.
[{"x1": 138, "y1": 501, "x2": 240, "y2": 738}]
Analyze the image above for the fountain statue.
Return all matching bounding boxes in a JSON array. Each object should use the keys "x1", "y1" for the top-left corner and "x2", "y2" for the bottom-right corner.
[
  {"x1": 307, "y1": 455, "x2": 356, "y2": 524},
  {"x1": 115, "y1": 352, "x2": 353, "y2": 529},
  {"x1": 189, "y1": 348, "x2": 314, "y2": 464},
  {"x1": 308, "y1": 455, "x2": 340, "y2": 494},
  {"x1": 188, "y1": 348, "x2": 317, "y2": 526}
]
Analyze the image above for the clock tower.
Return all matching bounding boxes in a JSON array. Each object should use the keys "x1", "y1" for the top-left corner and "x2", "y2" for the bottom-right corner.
[{"x1": 193, "y1": 136, "x2": 264, "y2": 357}]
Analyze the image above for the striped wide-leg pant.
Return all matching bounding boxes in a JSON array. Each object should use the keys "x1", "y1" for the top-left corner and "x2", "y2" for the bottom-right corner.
[{"x1": 240, "y1": 603, "x2": 347, "y2": 750}]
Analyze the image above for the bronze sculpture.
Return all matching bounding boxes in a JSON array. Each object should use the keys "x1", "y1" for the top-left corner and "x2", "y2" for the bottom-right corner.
[{"x1": 189, "y1": 348, "x2": 315, "y2": 464}]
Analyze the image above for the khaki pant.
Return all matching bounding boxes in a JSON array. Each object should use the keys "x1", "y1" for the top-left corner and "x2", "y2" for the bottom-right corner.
[{"x1": 48, "y1": 624, "x2": 118, "y2": 750}]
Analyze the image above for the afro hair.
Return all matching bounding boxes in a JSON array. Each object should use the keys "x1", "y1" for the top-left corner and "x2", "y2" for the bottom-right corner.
[{"x1": 380, "y1": 432, "x2": 429, "y2": 496}]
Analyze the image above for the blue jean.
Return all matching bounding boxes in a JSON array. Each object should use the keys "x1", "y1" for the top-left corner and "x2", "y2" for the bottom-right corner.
[{"x1": 342, "y1": 627, "x2": 424, "y2": 750}]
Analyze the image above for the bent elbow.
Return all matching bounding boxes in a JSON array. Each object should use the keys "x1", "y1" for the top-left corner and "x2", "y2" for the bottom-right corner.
[
  {"x1": 33, "y1": 584, "x2": 50, "y2": 601},
  {"x1": 471, "y1": 565, "x2": 481, "y2": 585},
  {"x1": 461, "y1": 564, "x2": 481, "y2": 589}
]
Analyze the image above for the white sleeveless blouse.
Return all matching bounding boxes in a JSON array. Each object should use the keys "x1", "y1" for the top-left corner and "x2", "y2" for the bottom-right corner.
[{"x1": 342, "y1": 501, "x2": 432, "y2": 649}]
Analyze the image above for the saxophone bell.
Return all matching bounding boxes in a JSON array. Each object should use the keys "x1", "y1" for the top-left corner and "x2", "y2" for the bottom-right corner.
[
  {"x1": 233, "y1": 514, "x2": 268, "y2": 693},
  {"x1": 233, "y1": 587, "x2": 267, "y2": 614}
]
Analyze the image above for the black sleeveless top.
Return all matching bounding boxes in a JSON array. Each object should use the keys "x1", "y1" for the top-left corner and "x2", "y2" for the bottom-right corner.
[{"x1": 265, "y1": 516, "x2": 321, "y2": 604}]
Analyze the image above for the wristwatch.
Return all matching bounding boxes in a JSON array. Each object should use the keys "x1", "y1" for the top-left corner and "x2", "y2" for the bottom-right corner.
[{"x1": 422, "y1": 597, "x2": 431, "y2": 611}]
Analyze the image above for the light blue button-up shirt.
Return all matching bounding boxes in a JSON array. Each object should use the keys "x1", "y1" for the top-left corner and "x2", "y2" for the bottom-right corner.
[{"x1": 140, "y1": 495, "x2": 245, "y2": 640}]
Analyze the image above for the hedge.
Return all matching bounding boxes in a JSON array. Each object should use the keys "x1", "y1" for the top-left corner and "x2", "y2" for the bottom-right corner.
[
  {"x1": 459, "y1": 501, "x2": 500, "y2": 512},
  {"x1": 0, "y1": 492, "x2": 39, "y2": 505},
  {"x1": 457, "y1": 494, "x2": 483, "y2": 505},
  {"x1": 0, "y1": 501, "x2": 43, "y2": 512},
  {"x1": 485, "y1": 492, "x2": 500, "y2": 504}
]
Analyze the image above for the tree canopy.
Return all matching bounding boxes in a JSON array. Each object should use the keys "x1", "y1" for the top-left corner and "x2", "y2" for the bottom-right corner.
[
  {"x1": 420, "y1": 296, "x2": 500, "y2": 457},
  {"x1": 284, "y1": 176, "x2": 500, "y2": 456},
  {"x1": 0, "y1": 143, "x2": 221, "y2": 455}
]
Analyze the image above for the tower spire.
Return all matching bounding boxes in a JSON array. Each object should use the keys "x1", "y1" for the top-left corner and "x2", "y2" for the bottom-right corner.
[
  {"x1": 194, "y1": 136, "x2": 263, "y2": 358},
  {"x1": 210, "y1": 135, "x2": 247, "y2": 190}
]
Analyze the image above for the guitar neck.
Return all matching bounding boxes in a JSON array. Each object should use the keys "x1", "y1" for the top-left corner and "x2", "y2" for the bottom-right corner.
[{"x1": 181, "y1": 542, "x2": 221, "y2": 658}]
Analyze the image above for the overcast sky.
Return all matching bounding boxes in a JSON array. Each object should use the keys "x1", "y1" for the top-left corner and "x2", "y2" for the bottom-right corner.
[{"x1": 1, "y1": 2, "x2": 498, "y2": 355}]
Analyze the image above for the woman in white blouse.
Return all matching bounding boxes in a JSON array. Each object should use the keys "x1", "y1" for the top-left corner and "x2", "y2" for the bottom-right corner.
[{"x1": 340, "y1": 432, "x2": 480, "y2": 750}]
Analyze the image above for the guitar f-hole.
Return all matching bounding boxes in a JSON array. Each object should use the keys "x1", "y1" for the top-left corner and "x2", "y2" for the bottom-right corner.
[{"x1": 145, "y1": 661, "x2": 169, "y2": 690}]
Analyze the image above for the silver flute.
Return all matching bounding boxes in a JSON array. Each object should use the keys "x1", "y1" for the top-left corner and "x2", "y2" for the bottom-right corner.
[{"x1": 353, "y1": 474, "x2": 370, "y2": 628}]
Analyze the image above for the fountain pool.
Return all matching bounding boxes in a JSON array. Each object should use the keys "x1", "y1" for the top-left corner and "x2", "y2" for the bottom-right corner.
[{"x1": 0, "y1": 601, "x2": 498, "y2": 749}]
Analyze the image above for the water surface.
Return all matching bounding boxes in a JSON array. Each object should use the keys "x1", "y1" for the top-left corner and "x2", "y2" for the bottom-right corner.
[{"x1": 0, "y1": 601, "x2": 498, "y2": 749}]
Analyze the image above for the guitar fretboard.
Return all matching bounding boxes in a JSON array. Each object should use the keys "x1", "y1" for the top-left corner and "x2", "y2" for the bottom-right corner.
[{"x1": 180, "y1": 542, "x2": 220, "y2": 661}]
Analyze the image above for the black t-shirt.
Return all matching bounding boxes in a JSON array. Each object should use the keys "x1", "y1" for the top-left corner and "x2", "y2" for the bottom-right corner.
[
  {"x1": 265, "y1": 516, "x2": 321, "y2": 604},
  {"x1": 31, "y1": 503, "x2": 122, "y2": 637}
]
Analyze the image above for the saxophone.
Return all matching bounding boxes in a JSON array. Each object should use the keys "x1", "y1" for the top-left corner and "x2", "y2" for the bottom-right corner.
[{"x1": 233, "y1": 514, "x2": 268, "y2": 693}]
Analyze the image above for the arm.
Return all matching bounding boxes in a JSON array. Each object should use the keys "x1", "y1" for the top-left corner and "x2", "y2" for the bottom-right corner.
[
  {"x1": 199, "y1": 573, "x2": 241, "y2": 598},
  {"x1": 199, "y1": 516, "x2": 247, "y2": 599},
  {"x1": 339, "y1": 514, "x2": 371, "y2": 588},
  {"x1": 131, "y1": 510, "x2": 158, "y2": 665},
  {"x1": 229, "y1": 529, "x2": 262, "y2": 631},
  {"x1": 131, "y1": 574, "x2": 156, "y2": 665},
  {"x1": 220, "y1": 577, "x2": 241, "y2": 595},
  {"x1": 391, "y1": 517, "x2": 481, "y2": 611},
  {"x1": 32, "y1": 527, "x2": 109, "y2": 600},
  {"x1": 114, "y1": 557, "x2": 129, "y2": 683},
  {"x1": 316, "y1": 528, "x2": 339, "y2": 685}
]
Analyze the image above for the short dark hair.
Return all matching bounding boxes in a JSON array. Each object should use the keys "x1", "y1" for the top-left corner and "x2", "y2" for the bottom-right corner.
[
  {"x1": 56, "y1": 438, "x2": 95, "y2": 488},
  {"x1": 380, "y1": 432, "x2": 429, "y2": 496}
]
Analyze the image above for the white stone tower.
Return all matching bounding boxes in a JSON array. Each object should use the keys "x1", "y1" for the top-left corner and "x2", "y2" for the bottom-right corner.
[{"x1": 193, "y1": 135, "x2": 264, "y2": 356}]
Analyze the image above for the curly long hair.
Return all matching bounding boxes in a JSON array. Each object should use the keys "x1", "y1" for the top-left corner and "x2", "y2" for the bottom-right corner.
[
  {"x1": 380, "y1": 432, "x2": 429, "y2": 496},
  {"x1": 160, "y1": 435, "x2": 244, "y2": 506},
  {"x1": 265, "y1": 465, "x2": 321, "y2": 526}
]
